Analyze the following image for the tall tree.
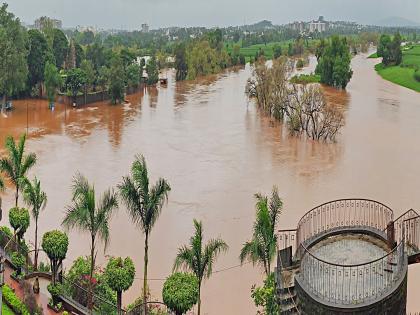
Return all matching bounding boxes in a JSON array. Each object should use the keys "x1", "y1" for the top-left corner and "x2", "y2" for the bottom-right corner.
[
  {"x1": 52, "y1": 28, "x2": 69, "y2": 69},
  {"x1": 65, "y1": 68, "x2": 87, "y2": 104},
  {"x1": 240, "y1": 186, "x2": 282, "y2": 277},
  {"x1": 173, "y1": 219, "x2": 228, "y2": 315},
  {"x1": 0, "y1": 134, "x2": 37, "y2": 207},
  {"x1": 118, "y1": 155, "x2": 171, "y2": 315},
  {"x1": 44, "y1": 61, "x2": 62, "y2": 107},
  {"x1": 27, "y1": 29, "x2": 49, "y2": 93},
  {"x1": 22, "y1": 177, "x2": 47, "y2": 270},
  {"x1": 0, "y1": 3, "x2": 28, "y2": 103},
  {"x1": 108, "y1": 57, "x2": 126, "y2": 104},
  {"x1": 146, "y1": 56, "x2": 159, "y2": 85},
  {"x1": 62, "y1": 173, "x2": 118, "y2": 311},
  {"x1": 175, "y1": 43, "x2": 188, "y2": 81}
]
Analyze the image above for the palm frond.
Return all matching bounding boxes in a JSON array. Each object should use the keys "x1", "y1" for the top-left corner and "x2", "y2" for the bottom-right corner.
[
  {"x1": 131, "y1": 155, "x2": 149, "y2": 203},
  {"x1": 173, "y1": 245, "x2": 194, "y2": 273},
  {"x1": 203, "y1": 238, "x2": 228, "y2": 278},
  {"x1": 96, "y1": 188, "x2": 118, "y2": 250},
  {"x1": 145, "y1": 178, "x2": 171, "y2": 231},
  {"x1": 118, "y1": 175, "x2": 144, "y2": 230}
]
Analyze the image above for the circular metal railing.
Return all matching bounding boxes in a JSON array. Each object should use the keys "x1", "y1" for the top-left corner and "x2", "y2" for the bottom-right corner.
[
  {"x1": 296, "y1": 199, "x2": 394, "y2": 257},
  {"x1": 297, "y1": 238, "x2": 406, "y2": 306}
]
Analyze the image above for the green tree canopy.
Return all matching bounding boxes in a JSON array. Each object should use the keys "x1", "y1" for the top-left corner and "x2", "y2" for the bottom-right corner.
[
  {"x1": 146, "y1": 56, "x2": 159, "y2": 85},
  {"x1": 9, "y1": 207, "x2": 30, "y2": 242},
  {"x1": 65, "y1": 68, "x2": 87, "y2": 102},
  {"x1": 44, "y1": 61, "x2": 62, "y2": 104},
  {"x1": 315, "y1": 36, "x2": 353, "y2": 89},
  {"x1": 162, "y1": 272, "x2": 199, "y2": 315},
  {"x1": 42, "y1": 230, "x2": 69, "y2": 285},
  {"x1": 108, "y1": 57, "x2": 126, "y2": 104},
  {"x1": 105, "y1": 256, "x2": 135, "y2": 315},
  {"x1": 0, "y1": 3, "x2": 28, "y2": 101},
  {"x1": 52, "y1": 28, "x2": 69, "y2": 69},
  {"x1": 27, "y1": 29, "x2": 50, "y2": 90}
]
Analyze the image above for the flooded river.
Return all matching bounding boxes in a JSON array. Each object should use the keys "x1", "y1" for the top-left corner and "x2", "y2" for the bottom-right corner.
[{"x1": 1, "y1": 53, "x2": 420, "y2": 314}]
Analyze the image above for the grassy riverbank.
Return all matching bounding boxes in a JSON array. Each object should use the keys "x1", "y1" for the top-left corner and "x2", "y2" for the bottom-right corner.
[
  {"x1": 374, "y1": 44, "x2": 420, "y2": 92},
  {"x1": 290, "y1": 73, "x2": 321, "y2": 84}
]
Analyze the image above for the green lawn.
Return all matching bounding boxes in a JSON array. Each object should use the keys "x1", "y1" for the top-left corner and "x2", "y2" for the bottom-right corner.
[
  {"x1": 374, "y1": 44, "x2": 420, "y2": 92},
  {"x1": 368, "y1": 52, "x2": 378, "y2": 58},
  {"x1": 3, "y1": 303, "x2": 15, "y2": 315},
  {"x1": 290, "y1": 73, "x2": 321, "y2": 84}
]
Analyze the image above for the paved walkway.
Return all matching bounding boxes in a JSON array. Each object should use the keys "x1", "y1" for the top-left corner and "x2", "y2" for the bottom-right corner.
[{"x1": 4, "y1": 263, "x2": 62, "y2": 315}]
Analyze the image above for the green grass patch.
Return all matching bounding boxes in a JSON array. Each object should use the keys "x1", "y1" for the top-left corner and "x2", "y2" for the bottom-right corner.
[
  {"x1": 374, "y1": 44, "x2": 420, "y2": 92},
  {"x1": 375, "y1": 63, "x2": 420, "y2": 92},
  {"x1": 290, "y1": 73, "x2": 321, "y2": 84},
  {"x1": 368, "y1": 52, "x2": 378, "y2": 58}
]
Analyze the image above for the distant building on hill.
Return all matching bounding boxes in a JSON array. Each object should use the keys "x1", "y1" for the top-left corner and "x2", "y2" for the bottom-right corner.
[
  {"x1": 309, "y1": 17, "x2": 327, "y2": 33},
  {"x1": 34, "y1": 16, "x2": 62, "y2": 30},
  {"x1": 141, "y1": 23, "x2": 150, "y2": 33}
]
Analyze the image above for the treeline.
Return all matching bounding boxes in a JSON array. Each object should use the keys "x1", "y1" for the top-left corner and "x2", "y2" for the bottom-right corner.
[
  {"x1": 0, "y1": 4, "x2": 160, "y2": 106},
  {"x1": 377, "y1": 33, "x2": 402, "y2": 66},
  {"x1": 174, "y1": 29, "x2": 246, "y2": 81}
]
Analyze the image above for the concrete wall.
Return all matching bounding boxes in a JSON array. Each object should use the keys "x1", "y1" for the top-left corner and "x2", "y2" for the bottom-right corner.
[{"x1": 295, "y1": 272, "x2": 407, "y2": 315}]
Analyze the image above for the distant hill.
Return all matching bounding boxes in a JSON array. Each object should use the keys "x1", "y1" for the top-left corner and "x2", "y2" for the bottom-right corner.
[
  {"x1": 241, "y1": 20, "x2": 274, "y2": 31},
  {"x1": 376, "y1": 16, "x2": 420, "y2": 27}
]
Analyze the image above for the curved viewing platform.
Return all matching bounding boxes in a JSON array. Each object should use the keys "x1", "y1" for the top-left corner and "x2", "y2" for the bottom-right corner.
[{"x1": 277, "y1": 198, "x2": 420, "y2": 313}]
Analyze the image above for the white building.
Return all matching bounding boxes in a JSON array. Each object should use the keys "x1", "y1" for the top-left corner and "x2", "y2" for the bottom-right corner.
[{"x1": 309, "y1": 16, "x2": 327, "y2": 33}]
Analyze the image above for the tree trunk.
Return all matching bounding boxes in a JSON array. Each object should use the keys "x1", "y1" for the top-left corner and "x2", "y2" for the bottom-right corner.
[
  {"x1": 197, "y1": 281, "x2": 201, "y2": 315},
  {"x1": 88, "y1": 234, "x2": 95, "y2": 313},
  {"x1": 15, "y1": 185, "x2": 19, "y2": 207},
  {"x1": 34, "y1": 218, "x2": 38, "y2": 271},
  {"x1": 143, "y1": 232, "x2": 149, "y2": 315},
  {"x1": 117, "y1": 291, "x2": 122, "y2": 315}
]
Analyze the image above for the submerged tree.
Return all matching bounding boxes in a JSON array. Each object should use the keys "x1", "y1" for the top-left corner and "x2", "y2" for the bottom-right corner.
[
  {"x1": 65, "y1": 68, "x2": 87, "y2": 104},
  {"x1": 22, "y1": 177, "x2": 47, "y2": 270},
  {"x1": 105, "y1": 256, "x2": 136, "y2": 315},
  {"x1": 62, "y1": 173, "x2": 118, "y2": 310},
  {"x1": 240, "y1": 186, "x2": 282, "y2": 276},
  {"x1": 0, "y1": 134, "x2": 37, "y2": 207},
  {"x1": 108, "y1": 57, "x2": 126, "y2": 104},
  {"x1": 173, "y1": 219, "x2": 228, "y2": 315},
  {"x1": 146, "y1": 56, "x2": 159, "y2": 85},
  {"x1": 118, "y1": 155, "x2": 171, "y2": 315}
]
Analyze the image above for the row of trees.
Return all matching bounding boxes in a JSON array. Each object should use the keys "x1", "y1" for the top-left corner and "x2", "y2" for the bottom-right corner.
[
  {"x1": 175, "y1": 30, "x2": 246, "y2": 81},
  {"x1": 246, "y1": 58, "x2": 344, "y2": 141},
  {"x1": 0, "y1": 134, "x2": 230, "y2": 315},
  {"x1": 0, "y1": 4, "x2": 160, "y2": 106}
]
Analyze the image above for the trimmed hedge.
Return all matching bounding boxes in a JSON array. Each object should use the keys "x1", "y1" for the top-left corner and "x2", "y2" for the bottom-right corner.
[{"x1": 2, "y1": 284, "x2": 30, "y2": 315}]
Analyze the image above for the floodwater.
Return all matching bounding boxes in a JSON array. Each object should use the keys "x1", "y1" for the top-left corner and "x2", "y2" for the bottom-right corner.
[{"x1": 1, "y1": 53, "x2": 420, "y2": 314}]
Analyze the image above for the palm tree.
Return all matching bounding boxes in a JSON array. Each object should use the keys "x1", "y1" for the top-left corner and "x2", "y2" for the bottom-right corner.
[
  {"x1": 0, "y1": 134, "x2": 37, "y2": 207},
  {"x1": 118, "y1": 155, "x2": 171, "y2": 315},
  {"x1": 173, "y1": 219, "x2": 228, "y2": 315},
  {"x1": 22, "y1": 177, "x2": 47, "y2": 270},
  {"x1": 239, "y1": 186, "x2": 282, "y2": 276},
  {"x1": 62, "y1": 173, "x2": 118, "y2": 311}
]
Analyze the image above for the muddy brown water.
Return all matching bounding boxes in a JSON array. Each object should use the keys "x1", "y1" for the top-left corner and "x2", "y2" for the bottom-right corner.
[{"x1": 1, "y1": 54, "x2": 420, "y2": 314}]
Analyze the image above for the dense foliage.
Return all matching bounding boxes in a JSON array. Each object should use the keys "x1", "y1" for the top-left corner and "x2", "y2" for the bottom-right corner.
[
  {"x1": 315, "y1": 36, "x2": 353, "y2": 89},
  {"x1": 9, "y1": 207, "x2": 30, "y2": 241},
  {"x1": 162, "y1": 273, "x2": 199, "y2": 315},
  {"x1": 251, "y1": 273, "x2": 279, "y2": 315},
  {"x1": 377, "y1": 33, "x2": 402, "y2": 66},
  {"x1": 3, "y1": 284, "x2": 30, "y2": 315},
  {"x1": 42, "y1": 230, "x2": 69, "y2": 284}
]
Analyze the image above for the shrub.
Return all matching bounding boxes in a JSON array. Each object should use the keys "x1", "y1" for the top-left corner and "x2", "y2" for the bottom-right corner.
[
  {"x1": 9, "y1": 207, "x2": 30, "y2": 241},
  {"x1": 162, "y1": 273, "x2": 199, "y2": 315},
  {"x1": 2, "y1": 284, "x2": 30, "y2": 315},
  {"x1": 47, "y1": 283, "x2": 62, "y2": 306},
  {"x1": 11, "y1": 252, "x2": 25, "y2": 275},
  {"x1": 414, "y1": 70, "x2": 420, "y2": 82},
  {"x1": 42, "y1": 230, "x2": 69, "y2": 284}
]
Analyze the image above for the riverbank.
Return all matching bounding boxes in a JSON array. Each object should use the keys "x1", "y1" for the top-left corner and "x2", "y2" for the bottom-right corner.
[{"x1": 372, "y1": 45, "x2": 420, "y2": 92}]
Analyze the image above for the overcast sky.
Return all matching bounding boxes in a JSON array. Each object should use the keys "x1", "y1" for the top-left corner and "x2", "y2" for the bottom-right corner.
[{"x1": 5, "y1": 0, "x2": 420, "y2": 30}]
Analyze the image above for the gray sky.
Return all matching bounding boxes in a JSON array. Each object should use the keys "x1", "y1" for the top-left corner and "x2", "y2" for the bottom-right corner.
[{"x1": 6, "y1": 0, "x2": 420, "y2": 30}]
